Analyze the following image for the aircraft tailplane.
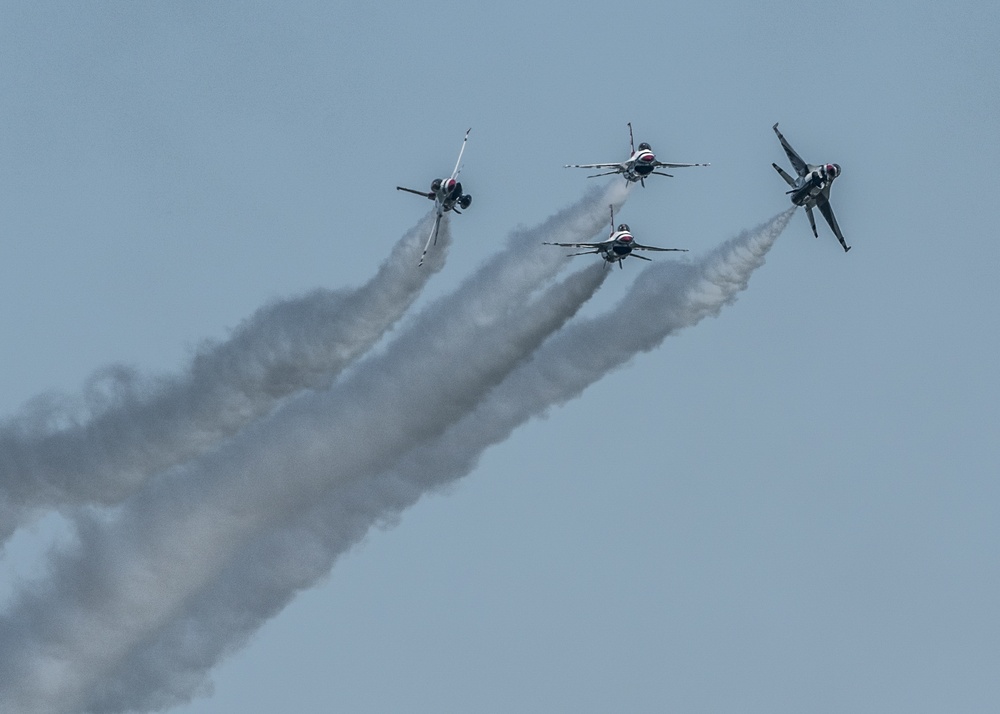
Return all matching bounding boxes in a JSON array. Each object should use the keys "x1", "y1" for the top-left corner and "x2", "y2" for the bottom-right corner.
[{"x1": 772, "y1": 163, "x2": 796, "y2": 187}]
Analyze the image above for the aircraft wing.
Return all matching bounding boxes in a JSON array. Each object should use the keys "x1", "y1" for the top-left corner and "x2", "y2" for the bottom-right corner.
[
  {"x1": 543, "y1": 241, "x2": 605, "y2": 248},
  {"x1": 816, "y1": 197, "x2": 851, "y2": 252},
  {"x1": 449, "y1": 128, "x2": 471, "y2": 180},
  {"x1": 564, "y1": 163, "x2": 624, "y2": 170},
  {"x1": 633, "y1": 243, "x2": 688, "y2": 252},
  {"x1": 654, "y1": 161, "x2": 710, "y2": 169},
  {"x1": 418, "y1": 210, "x2": 444, "y2": 267},
  {"x1": 772, "y1": 123, "x2": 809, "y2": 177}
]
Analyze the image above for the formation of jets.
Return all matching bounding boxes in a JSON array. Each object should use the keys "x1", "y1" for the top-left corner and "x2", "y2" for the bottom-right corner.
[{"x1": 398, "y1": 122, "x2": 850, "y2": 265}]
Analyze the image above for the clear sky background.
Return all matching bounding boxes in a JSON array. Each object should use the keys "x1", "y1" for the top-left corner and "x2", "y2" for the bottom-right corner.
[{"x1": 0, "y1": 1, "x2": 998, "y2": 712}]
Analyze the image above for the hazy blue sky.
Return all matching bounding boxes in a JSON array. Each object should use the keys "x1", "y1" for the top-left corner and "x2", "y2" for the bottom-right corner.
[{"x1": 1, "y1": 1, "x2": 998, "y2": 712}]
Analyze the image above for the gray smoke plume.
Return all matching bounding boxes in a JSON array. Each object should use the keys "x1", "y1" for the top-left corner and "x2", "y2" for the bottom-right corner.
[
  {"x1": 0, "y1": 214, "x2": 452, "y2": 543},
  {"x1": 0, "y1": 183, "x2": 630, "y2": 714},
  {"x1": 84, "y1": 208, "x2": 791, "y2": 712}
]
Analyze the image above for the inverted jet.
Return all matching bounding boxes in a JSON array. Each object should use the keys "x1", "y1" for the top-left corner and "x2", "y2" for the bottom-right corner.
[
  {"x1": 771, "y1": 123, "x2": 850, "y2": 252},
  {"x1": 397, "y1": 128, "x2": 473, "y2": 266}
]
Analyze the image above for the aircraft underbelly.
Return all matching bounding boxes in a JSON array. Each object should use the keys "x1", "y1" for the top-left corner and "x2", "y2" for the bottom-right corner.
[{"x1": 791, "y1": 184, "x2": 823, "y2": 206}]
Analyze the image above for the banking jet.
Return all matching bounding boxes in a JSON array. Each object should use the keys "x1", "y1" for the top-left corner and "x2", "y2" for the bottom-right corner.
[
  {"x1": 544, "y1": 205, "x2": 687, "y2": 268},
  {"x1": 397, "y1": 128, "x2": 473, "y2": 266},
  {"x1": 565, "y1": 123, "x2": 709, "y2": 187},
  {"x1": 771, "y1": 123, "x2": 850, "y2": 252}
]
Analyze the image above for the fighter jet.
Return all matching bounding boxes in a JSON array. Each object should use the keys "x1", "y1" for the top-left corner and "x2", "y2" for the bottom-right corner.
[
  {"x1": 544, "y1": 205, "x2": 687, "y2": 269},
  {"x1": 564, "y1": 122, "x2": 709, "y2": 187},
  {"x1": 397, "y1": 128, "x2": 473, "y2": 266},
  {"x1": 771, "y1": 123, "x2": 851, "y2": 252}
]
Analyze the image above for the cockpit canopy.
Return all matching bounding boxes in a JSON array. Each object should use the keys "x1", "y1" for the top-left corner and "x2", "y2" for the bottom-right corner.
[
  {"x1": 826, "y1": 163, "x2": 841, "y2": 179},
  {"x1": 637, "y1": 142, "x2": 651, "y2": 152},
  {"x1": 617, "y1": 223, "x2": 630, "y2": 233}
]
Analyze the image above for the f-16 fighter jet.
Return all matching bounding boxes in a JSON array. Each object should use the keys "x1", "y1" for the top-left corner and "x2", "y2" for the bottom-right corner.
[
  {"x1": 545, "y1": 205, "x2": 687, "y2": 268},
  {"x1": 772, "y1": 123, "x2": 850, "y2": 252},
  {"x1": 565, "y1": 122, "x2": 709, "y2": 187},
  {"x1": 397, "y1": 128, "x2": 473, "y2": 266}
]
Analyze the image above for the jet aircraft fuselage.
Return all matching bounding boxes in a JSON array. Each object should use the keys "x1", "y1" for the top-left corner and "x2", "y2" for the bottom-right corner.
[
  {"x1": 565, "y1": 123, "x2": 709, "y2": 187},
  {"x1": 397, "y1": 128, "x2": 473, "y2": 265},
  {"x1": 544, "y1": 206, "x2": 687, "y2": 269},
  {"x1": 771, "y1": 123, "x2": 851, "y2": 253}
]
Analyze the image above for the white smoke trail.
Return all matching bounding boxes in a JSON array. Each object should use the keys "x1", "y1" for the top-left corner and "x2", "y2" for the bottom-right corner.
[
  {"x1": 0, "y1": 214, "x2": 452, "y2": 542},
  {"x1": 0, "y1": 185, "x2": 626, "y2": 714},
  {"x1": 80, "y1": 209, "x2": 794, "y2": 712}
]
